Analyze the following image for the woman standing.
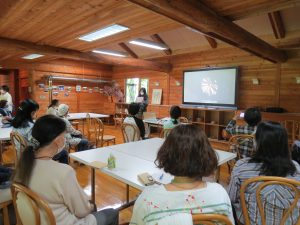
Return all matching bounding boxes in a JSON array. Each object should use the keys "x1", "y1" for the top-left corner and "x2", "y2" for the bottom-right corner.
[{"x1": 136, "y1": 87, "x2": 148, "y2": 118}]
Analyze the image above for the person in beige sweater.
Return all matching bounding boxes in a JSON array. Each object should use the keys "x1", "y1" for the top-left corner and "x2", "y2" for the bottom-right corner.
[{"x1": 14, "y1": 115, "x2": 118, "y2": 225}]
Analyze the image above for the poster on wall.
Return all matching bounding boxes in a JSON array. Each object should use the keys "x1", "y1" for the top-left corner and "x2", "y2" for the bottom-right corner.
[
  {"x1": 76, "y1": 85, "x2": 81, "y2": 92},
  {"x1": 67, "y1": 86, "x2": 72, "y2": 92},
  {"x1": 38, "y1": 83, "x2": 45, "y2": 89},
  {"x1": 89, "y1": 88, "x2": 93, "y2": 93},
  {"x1": 53, "y1": 91, "x2": 59, "y2": 96},
  {"x1": 44, "y1": 87, "x2": 49, "y2": 92},
  {"x1": 64, "y1": 92, "x2": 69, "y2": 97},
  {"x1": 52, "y1": 86, "x2": 58, "y2": 91},
  {"x1": 58, "y1": 85, "x2": 65, "y2": 91},
  {"x1": 151, "y1": 89, "x2": 162, "y2": 105},
  {"x1": 83, "y1": 87, "x2": 88, "y2": 91}
]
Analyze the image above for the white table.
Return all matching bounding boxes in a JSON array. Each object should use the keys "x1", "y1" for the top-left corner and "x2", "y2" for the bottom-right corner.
[
  {"x1": 70, "y1": 138, "x2": 236, "y2": 204},
  {"x1": 68, "y1": 113, "x2": 109, "y2": 120},
  {"x1": 0, "y1": 127, "x2": 12, "y2": 163}
]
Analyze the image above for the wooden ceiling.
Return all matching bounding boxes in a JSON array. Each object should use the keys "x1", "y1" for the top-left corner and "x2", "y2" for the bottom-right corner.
[{"x1": 0, "y1": 0, "x2": 299, "y2": 71}]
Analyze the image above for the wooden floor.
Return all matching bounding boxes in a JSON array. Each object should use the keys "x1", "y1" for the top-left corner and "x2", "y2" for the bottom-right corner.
[{"x1": 2, "y1": 124, "x2": 230, "y2": 224}]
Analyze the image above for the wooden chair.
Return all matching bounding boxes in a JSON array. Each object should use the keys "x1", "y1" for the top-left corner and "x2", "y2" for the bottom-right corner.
[
  {"x1": 10, "y1": 132, "x2": 28, "y2": 166},
  {"x1": 0, "y1": 197, "x2": 12, "y2": 225},
  {"x1": 227, "y1": 134, "x2": 254, "y2": 173},
  {"x1": 86, "y1": 113, "x2": 94, "y2": 140},
  {"x1": 160, "y1": 128, "x2": 172, "y2": 138},
  {"x1": 179, "y1": 116, "x2": 189, "y2": 123},
  {"x1": 240, "y1": 176, "x2": 300, "y2": 225},
  {"x1": 94, "y1": 118, "x2": 116, "y2": 147},
  {"x1": 121, "y1": 123, "x2": 141, "y2": 142},
  {"x1": 192, "y1": 213, "x2": 233, "y2": 225},
  {"x1": 282, "y1": 120, "x2": 300, "y2": 146},
  {"x1": 11, "y1": 182, "x2": 56, "y2": 225},
  {"x1": 113, "y1": 114, "x2": 124, "y2": 128}
]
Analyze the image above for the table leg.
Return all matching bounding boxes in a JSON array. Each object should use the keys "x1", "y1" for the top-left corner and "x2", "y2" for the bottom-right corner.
[
  {"x1": 91, "y1": 167, "x2": 95, "y2": 204},
  {"x1": 126, "y1": 184, "x2": 129, "y2": 203}
]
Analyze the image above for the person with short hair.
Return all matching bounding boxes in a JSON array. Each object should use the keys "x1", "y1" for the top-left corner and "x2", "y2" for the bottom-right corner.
[
  {"x1": 0, "y1": 85, "x2": 13, "y2": 113},
  {"x1": 14, "y1": 115, "x2": 118, "y2": 225},
  {"x1": 228, "y1": 121, "x2": 300, "y2": 224},
  {"x1": 57, "y1": 104, "x2": 90, "y2": 151},
  {"x1": 130, "y1": 124, "x2": 234, "y2": 225},
  {"x1": 225, "y1": 107, "x2": 262, "y2": 158},
  {"x1": 163, "y1": 105, "x2": 181, "y2": 130},
  {"x1": 123, "y1": 103, "x2": 148, "y2": 139},
  {"x1": 47, "y1": 99, "x2": 59, "y2": 116}
]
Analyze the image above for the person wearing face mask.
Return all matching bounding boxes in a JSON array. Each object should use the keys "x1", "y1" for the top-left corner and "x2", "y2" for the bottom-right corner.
[
  {"x1": 14, "y1": 115, "x2": 118, "y2": 225},
  {"x1": 136, "y1": 87, "x2": 148, "y2": 118},
  {"x1": 12, "y1": 99, "x2": 68, "y2": 164}
]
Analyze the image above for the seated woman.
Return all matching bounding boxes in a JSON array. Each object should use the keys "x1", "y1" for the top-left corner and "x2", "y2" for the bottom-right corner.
[
  {"x1": 47, "y1": 99, "x2": 59, "y2": 116},
  {"x1": 57, "y1": 104, "x2": 90, "y2": 151},
  {"x1": 123, "y1": 103, "x2": 148, "y2": 139},
  {"x1": 163, "y1": 105, "x2": 181, "y2": 130},
  {"x1": 12, "y1": 99, "x2": 68, "y2": 164},
  {"x1": 0, "y1": 100, "x2": 13, "y2": 123},
  {"x1": 14, "y1": 115, "x2": 118, "y2": 225},
  {"x1": 130, "y1": 124, "x2": 234, "y2": 225},
  {"x1": 228, "y1": 121, "x2": 300, "y2": 224}
]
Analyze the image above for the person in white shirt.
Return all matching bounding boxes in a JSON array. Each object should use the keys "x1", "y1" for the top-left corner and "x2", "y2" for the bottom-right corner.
[
  {"x1": 130, "y1": 124, "x2": 234, "y2": 225},
  {"x1": 47, "y1": 99, "x2": 59, "y2": 116},
  {"x1": 14, "y1": 115, "x2": 118, "y2": 225},
  {"x1": 0, "y1": 85, "x2": 13, "y2": 113}
]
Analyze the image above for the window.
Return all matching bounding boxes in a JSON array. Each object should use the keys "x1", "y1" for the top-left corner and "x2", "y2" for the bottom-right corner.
[{"x1": 125, "y1": 78, "x2": 149, "y2": 103}]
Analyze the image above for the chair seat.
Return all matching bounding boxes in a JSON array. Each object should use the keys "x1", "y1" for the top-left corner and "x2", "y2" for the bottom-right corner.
[{"x1": 103, "y1": 135, "x2": 116, "y2": 141}]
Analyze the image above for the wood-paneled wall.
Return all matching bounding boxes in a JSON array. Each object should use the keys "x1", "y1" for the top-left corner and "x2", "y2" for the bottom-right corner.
[
  {"x1": 113, "y1": 47, "x2": 300, "y2": 113},
  {"x1": 27, "y1": 59, "x2": 115, "y2": 116}
]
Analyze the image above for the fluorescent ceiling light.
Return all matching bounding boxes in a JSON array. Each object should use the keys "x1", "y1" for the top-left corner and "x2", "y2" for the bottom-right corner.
[
  {"x1": 129, "y1": 38, "x2": 168, "y2": 50},
  {"x1": 79, "y1": 24, "x2": 129, "y2": 42},
  {"x1": 92, "y1": 49, "x2": 128, "y2": 57},
  {"x1": 22, "y1": 54, "x2": 44, "y2": 59}
]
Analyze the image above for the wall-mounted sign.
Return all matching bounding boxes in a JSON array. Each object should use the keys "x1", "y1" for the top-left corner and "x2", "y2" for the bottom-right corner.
[
  {"x1": 76, "y1": 85, "x2": 81, "y2": 92},
  {"x1": 58, "y1": 85, "x2": 65, "y2": 91},
  {"x1": 38, "y1": 83, "x2": 45, "y2": 89},
  {"x1": 53, "y1": 91, "x2": 59, "y2": 96}
]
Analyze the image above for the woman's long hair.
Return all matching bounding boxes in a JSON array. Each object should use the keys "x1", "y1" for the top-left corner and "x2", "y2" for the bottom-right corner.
[
  {"x1": 48, "y1": 99, "x2": 59, "y2": 108},
  {"x1": 12, "y1": 99, "x2": 39, "y2": 128},
  {"x1": 138, "y1": 87, "x2": 148, "y2": 100},
  {"x1": 14, "y1": 115, "x2": 66, "y2": 186},
  {"x1": 250, "y1": 121, "x2": 296, "y2": 177}
]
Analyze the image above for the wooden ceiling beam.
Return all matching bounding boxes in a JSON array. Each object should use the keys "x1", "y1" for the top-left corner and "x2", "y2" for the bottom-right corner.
[
  {"x1": 150, "y1": 34, "x2": 172, "y2": 55},
  {"x1": 0, "y1": 37, "x2": 172, "y2": 73},
  {"x1": 204, "y1": 36, "x2": 217, "y2": 49},
  {"x1": 119, "y1": 42, "x2": 139, "y2": 58},
  {"x1": 277, "y1": 38, "x2": 300, "y2": 49},
  {"x1": 268, "y1": 11, "x2": 285, "y2": 39},
  {"x1": 128, "y1": 0, "x2": 287, "y2": 63}
]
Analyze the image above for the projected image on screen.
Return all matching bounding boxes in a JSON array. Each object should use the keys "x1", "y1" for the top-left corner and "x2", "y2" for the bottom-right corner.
[{"x1": 183, "y1": 68, "x2": 237, "y2": 106}]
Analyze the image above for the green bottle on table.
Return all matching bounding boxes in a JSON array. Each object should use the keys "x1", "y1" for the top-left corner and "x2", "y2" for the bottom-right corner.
[{"x1": 107, "y1": 153, "x2": 116, "y2": 169}]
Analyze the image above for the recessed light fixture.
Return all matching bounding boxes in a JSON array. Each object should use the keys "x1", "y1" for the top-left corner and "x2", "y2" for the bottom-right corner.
[
  {"x1": 78, "y1": 24, "x2": 129, "y2": 42},
  {"x1": 92, "y1": 49, "x2": 128, "y2": 57},
  {"x1": 0, "y1": 66, "x2": 2, "y2": 69},
  {"x1": 22, "y1": 54, "x2": 44, "y2": 59},
  {"x1": 129, "y1": 38, "x2": 168, "y2": 50}
]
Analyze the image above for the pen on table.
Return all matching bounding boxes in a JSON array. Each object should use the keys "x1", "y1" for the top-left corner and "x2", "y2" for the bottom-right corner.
[{"x1": 159, "y1": 173, "x2": 164, "y2": 181}]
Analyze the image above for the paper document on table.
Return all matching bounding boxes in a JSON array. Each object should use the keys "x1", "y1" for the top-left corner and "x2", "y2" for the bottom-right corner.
[{"x1": 89, "y1": 161, "x2": 107, "y2": 169}]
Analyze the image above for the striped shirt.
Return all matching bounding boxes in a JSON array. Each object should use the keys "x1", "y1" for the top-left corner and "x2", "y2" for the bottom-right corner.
[
  {"x1": 225, "y1": 120, "x2": 256, "y2": 158},
  {"x1": 228, "y1": 158, "x2": 300, "y2": 225},
  {"x1": 130, "y1": 182, "x2": 234, "y2": 225}
]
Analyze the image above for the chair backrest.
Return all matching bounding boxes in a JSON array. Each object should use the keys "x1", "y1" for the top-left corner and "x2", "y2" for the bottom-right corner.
[
  {"x1": 94, "y1": 118, "x2": 104, "y2": 147},
  {"x1": 240, "y1": 176, "x2": 300, "y2": 225},
  {"x1": 282, "y1": 120, "x2": 300, "y2": 146},
  {"x1": 160, "y1": 128, "x2": 172, "y2": 138},
  {"x1": 11, "y1": 183, "x2": 56, "y2": 225},
  {"x1": 121, "y1": 123, "x2": 141, "y2": 143},
  {"x1": 228, "y1": 134, "x2": 254, "y2": 159},
  {"x1": 10, "y1": 132, "x2": 28, "y2": 162},
  {"x1": 179, "y1": 116, "x2": 189, "y2": 123},
  {"x1": 192, "y1": 213, "x2": 233, "y2": 225}
]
